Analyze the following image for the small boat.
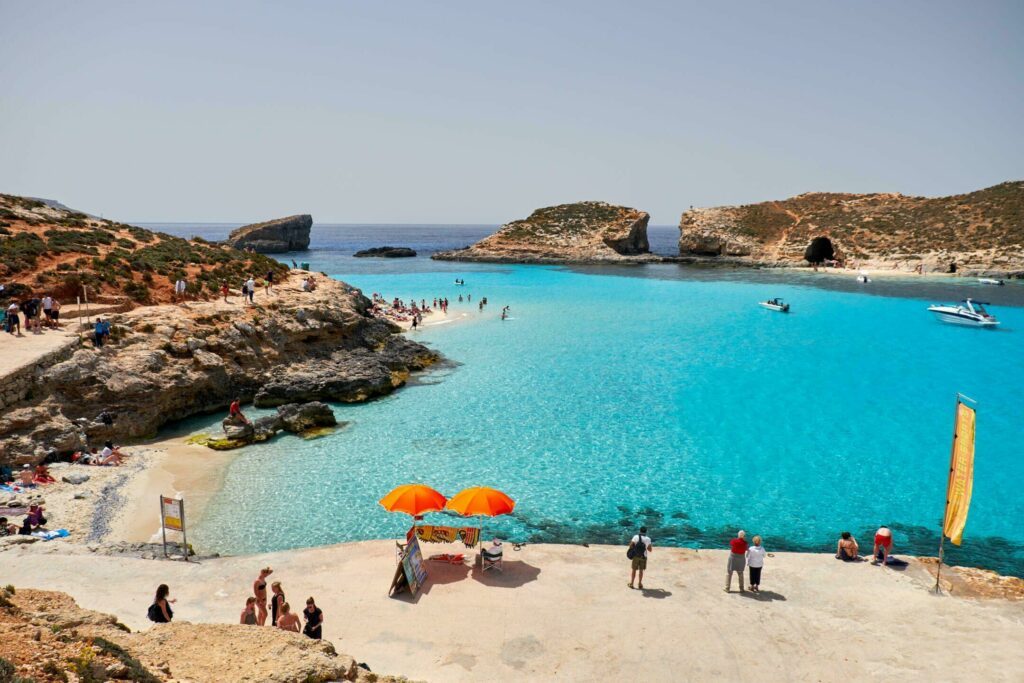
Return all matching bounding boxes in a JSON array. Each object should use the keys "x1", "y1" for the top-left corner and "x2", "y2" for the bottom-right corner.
[
  {"x1": 856, "y1": 272, "x2": 871, "y2": 283},
  {"x1": 978, "y1": 277, "x2": 1004, "y2": 286},
  {"x1": 759, "y1": 298, "x2": 790, "y2": 313},
  {"x1": 927, "y1": 299, "x2": 1000, "y2": 328}
]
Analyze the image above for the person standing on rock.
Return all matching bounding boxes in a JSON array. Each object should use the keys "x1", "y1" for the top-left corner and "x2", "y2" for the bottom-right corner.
[
  {"x1": 174, "y1": 277, "x2": 187, "y2": 303},
  {"x1": 265, "y1": 270, "x2": 274, "y2": 295},
  {"x1": 302, "y1": 597, "x2": 323, "y2": 639},
  {"x1": 253, "y1": 567, "x2": 272, "y2": 625},
  {"x1": 627, "y1": 526, "x2": 652, "y2": 590},
  {"x1": 270, "y1": 581, "x2": 286, "y2": 626},
  {"x1": 725, "y1": 530, "x2": 748, "y2": 592}
]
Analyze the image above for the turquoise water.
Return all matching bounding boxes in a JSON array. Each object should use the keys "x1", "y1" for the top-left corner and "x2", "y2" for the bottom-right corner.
[{"x1": 189, "y1": 261, "x2": 1024, "y2": 576}]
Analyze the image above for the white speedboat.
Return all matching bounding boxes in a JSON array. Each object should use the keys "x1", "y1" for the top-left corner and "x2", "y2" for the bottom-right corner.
[
  {"x1": 978, "y1": 277, "x2": 1004, "y2": 286},
  {"x1": 927, "y1": 299, "x2": 1000, "y2": 328},
  {"x1": 759, "y1": 298, "x2": 790, "y2": 312},
  {"x1": 856, "y1": 272, "x2": 871, "y2": 283}
]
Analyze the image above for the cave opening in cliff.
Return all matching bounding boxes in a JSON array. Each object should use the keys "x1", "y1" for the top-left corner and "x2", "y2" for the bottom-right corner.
[{"x1": 804, "y1": 237, "x2": 834, "y2": 263}]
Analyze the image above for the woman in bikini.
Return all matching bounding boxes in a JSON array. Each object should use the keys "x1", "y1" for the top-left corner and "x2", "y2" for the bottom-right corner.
[
  {"x1": 253, "y1": 567, "x2": 273, "y2": 625},
  {"x1": 276, "y1": 602, "x2": 301, "y2": 633},
  {"x1": 836, "y1": 531, "x2": 859, "y2": 561}
]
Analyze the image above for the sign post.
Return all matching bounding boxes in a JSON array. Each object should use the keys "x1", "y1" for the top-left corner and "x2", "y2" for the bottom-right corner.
[{"x1": 159, "y1": 496, "x2": 188, "y2": 561}]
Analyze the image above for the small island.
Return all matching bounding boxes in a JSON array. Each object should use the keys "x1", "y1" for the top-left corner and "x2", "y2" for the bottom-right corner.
[
  {"x1": 433, "y1": 201, "x2": 657, "y2": 264},
  {"x1": 224, "y1": 214, "x2": 312, "y2": 253},
  {"x1": 353, "y1": 246, "x2": 417, "y2": 258}
]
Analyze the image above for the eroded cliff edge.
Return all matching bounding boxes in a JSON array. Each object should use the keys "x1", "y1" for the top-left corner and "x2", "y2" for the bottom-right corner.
[
  {"x1": 679, "y1": 181, "x2": 1024, "y2": 275},
  {"x1": 433, "y1": 201, "x2": 657, "y2": 264}
]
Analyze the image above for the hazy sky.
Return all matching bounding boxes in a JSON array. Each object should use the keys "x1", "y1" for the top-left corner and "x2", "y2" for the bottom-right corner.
[{"x1": 1, "y1": 1, "x2": 1021, "y2": 224}]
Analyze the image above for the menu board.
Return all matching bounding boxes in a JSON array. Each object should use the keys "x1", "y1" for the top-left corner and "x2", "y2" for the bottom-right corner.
[{"x1": 401, "y1": 535, "x2": 429, "y2": 596}]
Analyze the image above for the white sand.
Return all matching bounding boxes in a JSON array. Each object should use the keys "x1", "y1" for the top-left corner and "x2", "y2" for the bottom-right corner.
[{"x1": 3, "y1": 540, "x2": 1022, "y2": 682}]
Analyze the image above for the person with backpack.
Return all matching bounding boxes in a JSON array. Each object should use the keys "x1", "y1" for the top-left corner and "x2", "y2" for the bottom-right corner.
[
  {"x1": 627, "y1": 526, "x2": 653, "y2": 590},
  {"x1": 148, "y1": 584, "x2": 175, "y2": 623}
]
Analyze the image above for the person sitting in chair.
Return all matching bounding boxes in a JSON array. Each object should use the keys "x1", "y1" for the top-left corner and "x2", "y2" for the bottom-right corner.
[{"x1": 484, "y1": 538, "x2": 503, "y2": 558}]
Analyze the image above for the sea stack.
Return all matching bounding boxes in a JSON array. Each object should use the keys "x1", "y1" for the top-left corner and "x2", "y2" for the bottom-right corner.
[
  {"x1": 678, "y1": 181, "x2": 1024, "y2": 275},
  {"x1": 226, "y1": 214, "x2": 312, "y2": 253},
  {"x1": 433, "y1": 201, "x2": 654, "y2": 264}
]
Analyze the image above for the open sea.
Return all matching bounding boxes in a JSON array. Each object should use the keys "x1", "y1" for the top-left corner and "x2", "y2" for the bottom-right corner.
[{"x1": 143, "y1": 223, "x2": 1024, "y2": 577}]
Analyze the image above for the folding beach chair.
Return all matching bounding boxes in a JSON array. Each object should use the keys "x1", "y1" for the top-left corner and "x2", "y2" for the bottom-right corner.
[{"x1": 481, "y1": 548, "x2": 503, "y2": 573}]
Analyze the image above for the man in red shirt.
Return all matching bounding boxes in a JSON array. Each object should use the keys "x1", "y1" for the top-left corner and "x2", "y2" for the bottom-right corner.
[
  {"x1": 725, "y1": 530, "x2": 748, "y2": 592},
  {"x1": 229, "y1": 398, "x2": 250, "y2": 425}
]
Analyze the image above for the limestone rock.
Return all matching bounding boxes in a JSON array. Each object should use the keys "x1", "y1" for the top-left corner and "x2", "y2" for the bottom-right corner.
[
  {"x1": 354, "y1": 246, "x2": 417, "y2": 258},
  {"x1": 677, "y1": 181, "x2": 1024, "y2": 273},
  {"x1": 433, "y1": 202, "x2": 655, "y2": 264},
  {"x1": 61, "y1": 472, "x2": 91, "y2": 485},
  {"x1": 277, "y1": 401, "x2": 337, "y2": 432},
  {"x1": 224, "y1": 214, "x2": 312, "y2": 253}
]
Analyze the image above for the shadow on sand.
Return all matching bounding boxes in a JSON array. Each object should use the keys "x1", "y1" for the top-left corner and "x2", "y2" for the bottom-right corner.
[
  {"x1": 639, "y1": 587, "x2": 673, "y2": 599},
  {"x1": 470, "y1": 559, "x2": 541, "y2": 588},
  {"x1": 739, "y1": 590, "x2": 787, "y2": 602}
]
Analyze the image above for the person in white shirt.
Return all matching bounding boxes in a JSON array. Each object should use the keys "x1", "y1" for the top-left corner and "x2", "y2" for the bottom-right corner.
[
  {"x1": 174, "y1": 279, "x2": 187, "y2": 302},
  {"x1": 745, "y1": 535, "x2": 767, "y2": 593},
  {"x1": 628, "y1": 526, "x2": 653, "y2": 590},
  {"x1": 245, "y1": 276, "x2": 256, "y2": 304}
]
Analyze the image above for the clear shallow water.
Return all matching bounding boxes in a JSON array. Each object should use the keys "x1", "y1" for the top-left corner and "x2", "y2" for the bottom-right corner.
[{"x1": 150, "y1": 225, "x2": 1024, "y2": 576}]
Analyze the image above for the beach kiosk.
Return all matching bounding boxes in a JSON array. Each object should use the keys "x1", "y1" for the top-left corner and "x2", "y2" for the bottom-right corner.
[{"x1": 379, "y1": 484, "x2": 446, "y2": 597}]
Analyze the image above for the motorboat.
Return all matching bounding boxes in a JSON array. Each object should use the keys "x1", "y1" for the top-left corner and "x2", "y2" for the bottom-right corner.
[
  {"x1": 759, "y1": 298, "x2": 790, "y2": 313},
  {"x1": 927, "y1": 299, "x2": 1000, "y2": 328},
  {"x1": 856, "y1": 272, "x2": 871, "y2": 283},
  {"x1": 977, "y1": 277, "x2": 1004, "y2": 286}
]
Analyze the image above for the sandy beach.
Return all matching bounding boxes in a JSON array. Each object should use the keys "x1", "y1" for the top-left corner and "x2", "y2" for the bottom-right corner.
[{"x1": 2, "y1": 538, "x2": 1022, "y2": 682}]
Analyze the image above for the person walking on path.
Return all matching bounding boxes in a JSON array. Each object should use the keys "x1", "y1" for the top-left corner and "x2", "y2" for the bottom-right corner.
[
  {"x1": 148, "y1": 584, "x2": 175, "y2": 623},
  {"x1": 627, "y1": 526, "x2": 653, "y2": 590},
  {"x1": 746, "y1": 535, "x2": 766, "y2": 593},
  {"x1": 265, "y1": 270, "x2": 274, "y2": 295},
  {"x1": 725, "y1": 530, "x2": 748, "y2": 592},
  {"x1": 302, "y1": 597, "x2": 323, "y2": 639},
  {"x1": 245, "y1": 275, "x2": 256, "y2": 304}
]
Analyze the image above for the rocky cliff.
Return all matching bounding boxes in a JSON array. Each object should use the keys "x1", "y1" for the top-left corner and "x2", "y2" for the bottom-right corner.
[
  {"x1": 225, "y1": 214, "x2": 312, "y2": 253},
  {"x1": 679, "y1": 181, "x2": 1024, "y2": 275},
  {"x1": 433, "y1": 201, "x2": 655, "y2": 263},
  {"x1": 0, "y1": 586, "x2": 413, "y2": 682},
  {"x1": 0, "y1": 272, "x2": 438, "y2": 466}
]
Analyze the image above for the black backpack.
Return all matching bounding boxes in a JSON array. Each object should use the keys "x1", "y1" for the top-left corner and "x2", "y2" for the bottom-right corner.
[
  {"x1": 147, "y1": 603, "x2": 161, "y2": 622},
  {"x1": 627, "y1": 534, "x2": 647, "y2": 560}
]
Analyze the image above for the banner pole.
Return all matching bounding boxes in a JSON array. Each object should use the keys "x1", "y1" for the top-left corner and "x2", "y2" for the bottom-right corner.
[
  {"x1": 160, "y1": 496, "x2": 168, "y2": 559},
  {"x1": 935, "y1": 394, "x2": 962, "y2": 594},
  {"x1": 180, "y1": 498, "x2": 188, "y2": 562}
]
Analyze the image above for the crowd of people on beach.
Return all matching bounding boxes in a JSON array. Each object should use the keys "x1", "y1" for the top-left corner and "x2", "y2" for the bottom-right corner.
[
  {"x1": 368, "y1": 280, "x2": 514, "y2": 329},
  {"x1": 627, "y1": 525, "x2": 905, "y2": 594},
  {"x1": 148, "y1": 567, "x2": 325, "y2": 640}
]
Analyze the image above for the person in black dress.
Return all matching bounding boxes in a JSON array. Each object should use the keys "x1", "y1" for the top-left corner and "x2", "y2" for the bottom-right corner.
[
  {"x1": 270, "y1": 581, "x2": 285, "y2": 627},
  {"x1": 302, "y1": 597, "x2": 323, "y2": 640}
]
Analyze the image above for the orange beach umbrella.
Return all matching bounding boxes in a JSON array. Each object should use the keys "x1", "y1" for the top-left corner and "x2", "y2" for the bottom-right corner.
[
  {"x1": 379, "y1": 484, "x2": 447, "y2": 516},
  {"x1": 445, "y1": 486, "x2": 516, "y2": 517}
]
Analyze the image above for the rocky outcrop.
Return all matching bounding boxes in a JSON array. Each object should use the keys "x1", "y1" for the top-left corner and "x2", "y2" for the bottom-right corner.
[
  {"x1": 0, "y1": 272, "x2": 440, "y2": 465},
  {"x1": 353, "y1": 246, "x2": 417, "y2": 258},
  {"x1": 679, "y1": 181, "x2": 1024, "y2": 275},
  {"x1": 433, "y1": 201, "x2": 655, "y2": 264},
  {"x1": 211, "y1": 401, "x2": 339, "y2": 450},
  {"x1": 0, "y1": 587, "x2": 414, "y2": 683},
  {"x1": 225, "y1": 214, "x2": 312, "y2": 253}
]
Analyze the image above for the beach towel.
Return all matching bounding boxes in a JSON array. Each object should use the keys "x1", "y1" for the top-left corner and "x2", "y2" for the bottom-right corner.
[{"x1": 31, "y1": 529, "x2": 70, "y2": 541}]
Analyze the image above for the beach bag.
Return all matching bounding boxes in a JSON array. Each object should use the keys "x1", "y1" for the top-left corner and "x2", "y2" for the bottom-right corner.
[
  {"x1": 627, "y1": 535, "x2": 646, "y2": 560},
  {"x1": 147, "y1": 603, "x2": 161, "y2": 622}
]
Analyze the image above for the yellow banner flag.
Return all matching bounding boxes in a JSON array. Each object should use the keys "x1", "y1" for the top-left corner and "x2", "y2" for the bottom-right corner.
[{"x1": 942, "y1": 401, "x2": 975, "y2": 546}]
